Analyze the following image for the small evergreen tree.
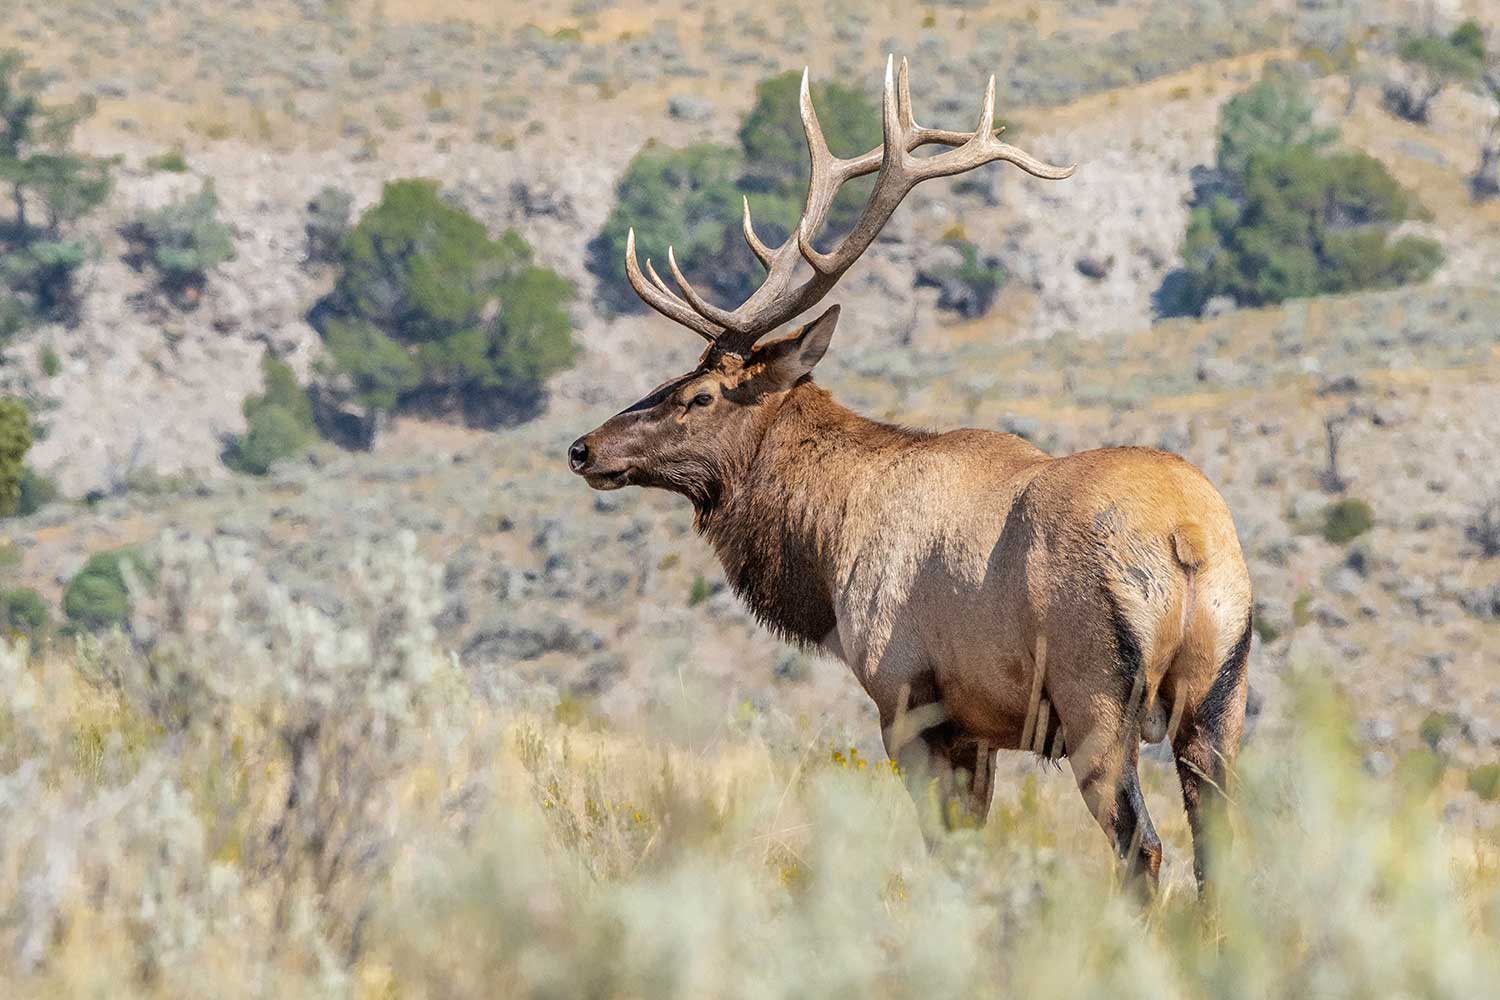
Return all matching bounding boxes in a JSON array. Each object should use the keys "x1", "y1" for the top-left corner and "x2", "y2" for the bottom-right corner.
[
  {"x1": 15, "y1": 465, "x2": 58, "y2": 516},
  {"x1": 0, "y1": 50, "x2": 112, "y2": 333},
  {"x1": 915, "y1": 239, "x2": 1008, "y2": 318},
  {"x1": 316, "y1": 179, "x2": 576, "y2": 424},
  {"x1": 1213, "y1": 71, "x2": 1336, "y2": 188},
  {"x1": 1, "y1": 586, "x2": 49, "y2": 642},
  {"x1": 1173, "y1": 70, "x2": 1442, "y2": 314},
  {"x1": 305, "y1": 185, "x2": 353, "y2": 266}
]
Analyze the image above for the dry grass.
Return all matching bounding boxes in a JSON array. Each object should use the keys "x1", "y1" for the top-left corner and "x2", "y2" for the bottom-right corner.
[{"x1": 1, "y1": 535, "x2": 1497, "y2": 997}]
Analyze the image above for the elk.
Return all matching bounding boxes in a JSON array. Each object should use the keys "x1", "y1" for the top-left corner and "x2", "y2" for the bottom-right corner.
[{"x1": 569, "y1": 58, "x2": 1252, "y2": 893}]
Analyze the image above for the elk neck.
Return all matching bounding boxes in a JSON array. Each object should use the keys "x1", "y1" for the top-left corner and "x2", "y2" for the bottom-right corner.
[{"x1": 695, "y1": 378, "x2": 932, "y2": 648}]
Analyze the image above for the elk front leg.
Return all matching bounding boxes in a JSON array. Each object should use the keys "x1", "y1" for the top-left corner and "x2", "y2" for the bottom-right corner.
[
  {"x1": 883, "y1": 711, "x2": 994, "y2": 845},
  {"x1": 889, "y1": 728, "x2": 956, "y2": 847}
]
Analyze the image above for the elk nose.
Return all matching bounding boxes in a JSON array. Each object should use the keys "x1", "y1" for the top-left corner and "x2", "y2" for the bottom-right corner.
[{"x1": 568, "y1": 438, "x2": 590, "y2": 473}]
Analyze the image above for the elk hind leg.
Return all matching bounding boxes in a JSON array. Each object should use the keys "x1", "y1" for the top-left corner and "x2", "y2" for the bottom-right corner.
[
  {"x1": 1174, "y1": 615, "x2": 1252, "y2": 894},
  {"x1": 1070, "y1": 717, "x2": 1163, "y2": 896}
]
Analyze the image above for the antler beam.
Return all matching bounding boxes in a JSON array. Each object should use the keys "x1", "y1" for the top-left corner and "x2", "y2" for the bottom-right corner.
[{"x1": 625, "y1": 56, "x2": 1075, "y2": 354}]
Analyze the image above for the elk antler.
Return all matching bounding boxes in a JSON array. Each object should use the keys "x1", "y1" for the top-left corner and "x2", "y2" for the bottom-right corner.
[{"x1": 624, "y1": 56, "x2": 1075, "y2": 354}]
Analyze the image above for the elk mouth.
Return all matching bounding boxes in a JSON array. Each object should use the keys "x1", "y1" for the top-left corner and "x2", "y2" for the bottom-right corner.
[{"x1": 583, "y1": 467, "x2": 632, "y2": 490}]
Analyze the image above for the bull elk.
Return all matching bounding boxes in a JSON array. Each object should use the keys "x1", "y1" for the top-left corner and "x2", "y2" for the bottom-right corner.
[{"x1": 570, "y1": 58, "x2": 1252, "y2": 893}]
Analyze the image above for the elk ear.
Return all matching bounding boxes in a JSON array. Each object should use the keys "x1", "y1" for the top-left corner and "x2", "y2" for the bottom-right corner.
[{"x1": 758, "y1": 305, "x2": 839, "y2": 388}]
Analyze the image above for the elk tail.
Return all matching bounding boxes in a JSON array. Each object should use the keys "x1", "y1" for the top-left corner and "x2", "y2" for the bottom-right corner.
[
  {"x1": 1170, "y1": 523, "x2": 1208, "y2": 572},
  {"x1": 1142, "y1": 523, "x2": 1210, "y2": 745}
]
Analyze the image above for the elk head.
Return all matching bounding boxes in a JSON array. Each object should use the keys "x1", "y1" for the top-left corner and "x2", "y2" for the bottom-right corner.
[{"x1": 569, "y1": 57, "x2": 1073, "y2": 506}]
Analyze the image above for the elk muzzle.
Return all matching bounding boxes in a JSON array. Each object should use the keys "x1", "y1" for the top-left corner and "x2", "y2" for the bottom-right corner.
[{"x1": 567, "y1": 430, "x2": 633, "y2": 490}]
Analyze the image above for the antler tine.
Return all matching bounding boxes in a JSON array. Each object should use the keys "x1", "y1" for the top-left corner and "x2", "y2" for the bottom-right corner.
[
  {"x1": 666, "y1": 246, "x2": 740, "y2": 328},
  {"x1": 643, "y1": 256, "x2": 675, "y2": 297},
  {"x1": 624, "y1": 228, "x2": 720, "y2": 342},
  {"x1": 975, "y1": 75, "x2": 996, "y2": 148},
  {"x1": 897, "y1": 56, "x2": 918, "y2": 132},
  {"x1": 880, "y1": 53, "x2": 905, "y2": 171},
  {"x1": 984, "y1": 140, "x2": 1077, "y2": 181},
  {"x1": 906, "y1": 73, "x2": 1075, "y2": 184},
  {"x1": 792, "y1": 60, "x2": 903, "y2": 278},
  {"x1": 741, "y1": 196, "x2": 773, "y2": 268},
  {"x1": 799, "y1": 67, "x2": 838, "y2": 181},
  {"x1": 798, "y1": 54, "x2": 916, "y2": 277},
  {"x1": 621, "y1": 59, "x2": 1075, "y2": 353}
]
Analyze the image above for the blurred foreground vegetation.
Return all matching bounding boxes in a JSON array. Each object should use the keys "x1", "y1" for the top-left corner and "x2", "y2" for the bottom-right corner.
[{"x1": 1, "y1": 535, "x2": 1496, "y2": 997}]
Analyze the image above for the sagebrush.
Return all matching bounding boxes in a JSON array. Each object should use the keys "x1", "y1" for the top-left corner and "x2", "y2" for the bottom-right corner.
[{"x1": 0, "y1": 537, "x2": 1496, "y2": 997}]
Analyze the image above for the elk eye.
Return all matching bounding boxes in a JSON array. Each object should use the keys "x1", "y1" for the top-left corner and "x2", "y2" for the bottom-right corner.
[{"x1": 690, "y1": 392, "x2": 714, "y2": 408}]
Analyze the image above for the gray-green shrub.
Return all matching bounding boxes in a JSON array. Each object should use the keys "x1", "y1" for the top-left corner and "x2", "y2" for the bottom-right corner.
[
  {"x1": 304, "y1": 184, "x2": 352, "y2": 266},
  {"x1": 0, "y1": 397, "x2": 31, "y2": 516},
  {"x1": 124, "y1": 182, "x2": 235, "y2": 304},
  {"x1": 225, "y1": 352, "x2": 316, "y2": 476},
  {"x1": 62, "y1": 548, "x2": 149, "y2": 632},
  {"x1": 1, "y1": 587, "x2": 49, "y2": 642},
  {"x1": 1385, "y1": 20, "x2": 1487, "y2": 123},
  {"x1": 1323, "y1": 497, "x2": 1375, "y2": 544}
]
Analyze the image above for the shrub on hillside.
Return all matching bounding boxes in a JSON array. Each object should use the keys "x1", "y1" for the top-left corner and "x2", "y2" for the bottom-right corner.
[
  {"x1": 1474, "y1": 70, "x2": 1500, "y2": 201},
  {"x1": 0, "y1": 397, "x2": 32, "y2": 517},
  {"x1": 62, "y1": 548, "x2": 150, "y2": 633},
  {"x1": 305, "y1": 184, "x2": 353, "y2": 266},
  {"x1": 315, "y1": 179, "x2": 576, "y2": 426},
  {"x1": 1, "y1": 534, "x2": 1499, "y2": 991},
  {"x1": 1170, "y1": 71, "x2": 1441, "y2": 315},
  {"x1": 0, "y1": 51, "x2": 112, "y2": 333},
  {"x1": 1323, "y1": 497, "x2": 1374, "y2": 544},
  {"x1": 0, "y1": 397, "x2": 58, "y2": 518},
  {"x1": 1468, "y1": 493, "x2": 1500, "y2": 558},
  {"x1": 1182, "y1": 148, "x2": 1442, "y2": 309},
  {"x1": 1, "y1": 586, "x2": 49, "y2": 642},
  {"x1": 0, "y1": 240, "x2": 94, "y2": 328},
  {"x1": 914, "y1": 239, "x2": 1008, "y2": 318},
  {"x1": 1385, "y1": 20, "x2": 1487, "y2": 123},
  {"x1": 15, "y1": 465, "x2": 58, "y2": 516},
  {"x1": 224, "y1": 352, "x2": 316, "y2": 476},
  {"x1": 123, "y1": 182, "x2": 235, "y2": 305},
  {"x1": 1212, "y1": 70, "x2": 1337, "y2": 187}
]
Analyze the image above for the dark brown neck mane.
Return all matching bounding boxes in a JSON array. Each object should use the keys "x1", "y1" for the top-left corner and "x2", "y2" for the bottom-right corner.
[{"x1": 697, "y1": 381, "x2": 931, "y2": 647}]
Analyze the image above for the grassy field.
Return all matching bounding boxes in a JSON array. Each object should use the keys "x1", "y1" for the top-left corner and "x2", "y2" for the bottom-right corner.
[{"x1": 2, "y1": 534, "x2": 1497, "y2": 997}]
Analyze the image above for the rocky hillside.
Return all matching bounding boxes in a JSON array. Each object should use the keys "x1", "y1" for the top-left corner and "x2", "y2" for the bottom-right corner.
[{"x1": 4, "y1": 0, "x2": 1497, "y2": 495}]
